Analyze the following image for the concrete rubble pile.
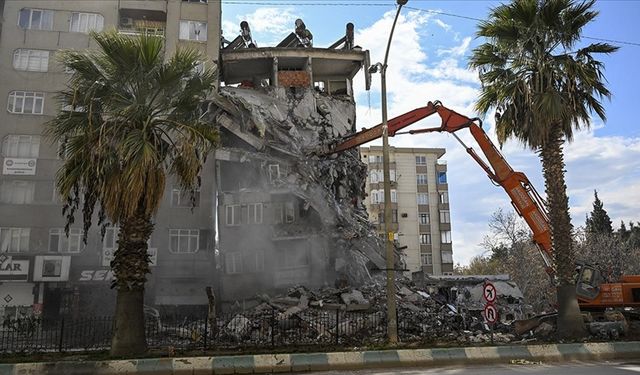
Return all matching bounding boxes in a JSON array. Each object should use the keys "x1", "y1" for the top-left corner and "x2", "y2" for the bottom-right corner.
[
  {"x1": 215, "y1": 276, "x2": 528, "y2": 346},
  {"x1": 207, "y1": 86, "x2": 399, "y2": 284}
]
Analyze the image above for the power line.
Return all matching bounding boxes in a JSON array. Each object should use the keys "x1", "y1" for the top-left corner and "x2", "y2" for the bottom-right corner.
[{"x1": 221, "y1": 1, "x2": 640, "y2": 47}]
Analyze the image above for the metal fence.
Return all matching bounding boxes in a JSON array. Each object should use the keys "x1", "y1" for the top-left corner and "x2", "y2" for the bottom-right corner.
[{"x1": 0, "y1": 308, "x2": 424, "y2": 354}]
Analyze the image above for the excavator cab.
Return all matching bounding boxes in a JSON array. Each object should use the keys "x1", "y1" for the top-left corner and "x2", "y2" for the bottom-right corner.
[{"x1": 575, "y1": 263, "x2": 603, "y2": 301}]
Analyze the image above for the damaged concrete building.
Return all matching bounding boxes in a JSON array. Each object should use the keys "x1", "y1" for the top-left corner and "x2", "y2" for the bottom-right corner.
[{"x1": 211, "y1": 24, "x2": 400, "y2": 309}]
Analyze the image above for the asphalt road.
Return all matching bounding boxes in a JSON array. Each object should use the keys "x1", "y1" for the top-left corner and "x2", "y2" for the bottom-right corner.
[{"x1": 294, "y1": 361, "x2": 640, "y2": 375}]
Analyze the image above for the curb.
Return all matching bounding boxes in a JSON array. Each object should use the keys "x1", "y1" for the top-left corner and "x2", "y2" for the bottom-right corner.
[{"x1": 1, "y1": 341, "x2": 639, "y2": 374}]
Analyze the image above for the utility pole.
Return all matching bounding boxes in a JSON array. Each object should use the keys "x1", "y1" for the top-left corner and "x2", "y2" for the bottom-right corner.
[{"x1": 381, "y1": 0, "x2": 407, "y2": 345}]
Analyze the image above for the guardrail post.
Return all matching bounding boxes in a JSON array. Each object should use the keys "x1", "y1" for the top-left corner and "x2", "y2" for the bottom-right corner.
[
  {"x1": 335, "y1": 309, "x2": 339, "y2": 345},
  {"x1": 203, "y1": 313, "x2": 209, "y2": 350},
  {"x1": 271, "y1": 308, "x2": 276, "y2": 348}
]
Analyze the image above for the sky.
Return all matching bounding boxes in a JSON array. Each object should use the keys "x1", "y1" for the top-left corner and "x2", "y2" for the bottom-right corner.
[{"x1": 219, "y1": 0, "x2": 640, "y2": 265}]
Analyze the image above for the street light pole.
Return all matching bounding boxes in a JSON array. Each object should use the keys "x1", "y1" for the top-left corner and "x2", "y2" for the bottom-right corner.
[{"x1": 381, "y1": 0, "x2": 407, "y2": 345}]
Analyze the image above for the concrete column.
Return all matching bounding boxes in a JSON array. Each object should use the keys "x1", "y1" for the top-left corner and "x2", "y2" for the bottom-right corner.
[{"x1": 272, "y1": 57, "x2": 279, "y2": 87}]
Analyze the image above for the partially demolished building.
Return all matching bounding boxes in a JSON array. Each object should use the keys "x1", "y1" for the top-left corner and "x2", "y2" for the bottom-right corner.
[{"x1": 212, "y1": 23, "x2": 395, "y2": 308}]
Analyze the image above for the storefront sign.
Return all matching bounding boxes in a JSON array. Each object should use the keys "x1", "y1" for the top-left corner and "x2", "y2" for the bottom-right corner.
[
  {"x1": 3, "y1": 158, "x2": 37, "y2": 175},
  {"x1": 78, "y1": 269, "x2": 114, "y2": 282},
  {"x1": 0, "y1": 257, "x2": 29, "y2": 282}
]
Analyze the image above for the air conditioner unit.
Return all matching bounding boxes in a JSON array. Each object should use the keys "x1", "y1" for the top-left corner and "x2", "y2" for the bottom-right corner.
[{"x1": 120, "y1": 17, "x2": 134, "y2": 27}]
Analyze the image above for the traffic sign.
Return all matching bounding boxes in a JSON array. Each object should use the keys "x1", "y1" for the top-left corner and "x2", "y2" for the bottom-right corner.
[
  {"x1": 483, "y1": 282, "x2": 497, "y2": 303},
  {"x1": 483, "y1": 303, "x2": 498, "y2": 324}
]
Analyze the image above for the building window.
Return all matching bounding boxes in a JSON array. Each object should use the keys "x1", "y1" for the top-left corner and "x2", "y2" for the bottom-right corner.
[
  {"x1": 416, "y1": 155, "x2": 426, "y2": 165},
  {"x1": 70, "y1": 12, "x2": 104, "y2": 33},
  {"x1": 284, "y1": 201, "x2": 295, "y2": 223},
  {"x1": 419, "y1": 213, "x2": 429, "y2": 225},
  {"x1": 225, "y1": 204, "x2": 241, "y2": 226},
  {"x1": 420, "y1": 233, "x2": 431, "y2": 245},
  {"x1": 18, "y1": 8, "x2": 54, "y2": 30},
  {"x1": 2, "y1": 135, "x2": 40, "y2": 158},
  {"x1": 245, "y1": 250, "x2": 264, "y2": 272},
  {"x1": 369, "y1": 155, "x2": 382, "y2": 163},
  {"x1": 49, "y1": 228, "x2": 83, "y2": 254},
  {"x1": 440, "y1": 210, "x2": 450, "y2": 224},
  {"x1": 0, "y1": 180, "x2": 35, "y2": 204},
  {"x1": 268, "y1": 164, "x2": 281, "y2": 182},
  {"x1": 378, "y1": 209, "x2": 398, "y2": 224},
  {"x1": 13, "y1": 49, "x2": 49, "y2": 72},
  {"x1": 7, "y1": 91, "x2": 44, "y2": 114},
  {"x1": 438, "y1": 171, "x2": 447, "y2": 184},
  {"x1": 171, "y1": 187, "x2": 200, "y2": 207},
  {"x1": 169, "y1": 229, "x2": 199, "y2": 253},
  {"x1": 442, "y1": 251, "x2": 454, "y2": 264},
  {"x1": 179, "y1": 20, "x2": 207, "y2": 41},
  {"x1": 439, "y1": 191, "x2": 449, "y2": 204},
  {"x1": 370, "y1": 190, "x2": 379, "y2": 204},
  {"x1": 417, "y1": 193, "x2": 429, "y2": 205},
  {"x1": 421, "y1": 253, "x2": 432, "y2": 265},
  {"x1": 441, "y1": 230, "x2": 452, "y2": 244},
  {"x1": 280, "y1": 248, "x2": 309, "y2": 269},
  {"x1": 0, "y1": 227, "x2": 30, "y2": 253},
  {"x1": 225, "y1": 252, "x2": 242, "y2": 274},
  {"x1": 370, "y1": 170, "x2": 379, "y2": 183},
  {"x1": 248, "y1": 203, "x2": 263, "y2": 224},
  {"x1": 391, "y1": 189, "x2": 397, "y2": 203},
  {"x1": 416, "y1": 174, "x2": 427, "y2": 185}
]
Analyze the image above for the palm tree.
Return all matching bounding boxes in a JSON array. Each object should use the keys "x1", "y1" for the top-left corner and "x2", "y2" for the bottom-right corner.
[
  {"x1": 469, "y1": 0, "x2": 617, "y2": 339},
  {"x1": 46, "y1": 30, "x2": 218, "y2": 355}
]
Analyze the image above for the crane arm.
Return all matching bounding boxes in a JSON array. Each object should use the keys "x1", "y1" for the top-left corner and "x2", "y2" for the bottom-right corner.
[
  {"x1": 326, "y1": 100, "x2": 555, "y2": 274},
  {"x1": 324, "y1": 102, "x2": 441, "y2": 154},
  {"x1": 407, "y1": 102, "x2": 554, "y2": 273}
]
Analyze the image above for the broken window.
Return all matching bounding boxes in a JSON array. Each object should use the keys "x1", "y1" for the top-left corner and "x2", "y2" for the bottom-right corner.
[
  {"x1": 169, "y1": 229, "x2": 199, "y2": 253},
  {"x1": 225, "y1": 204, "x2": 241, "y2": 226},
  {"x1": 280, "y1": 248, "x2": 309, "y2": 269},
  {"x1": 420, "y1": 233, "x2": 431, "y2": 245},
  {"x1": 248, "y1": 203, "x2": 263, "y2": 224},
  {"x1": 225, "y1": 252, "x2": 242, "y2": 274},
  {"x1": 441, "y1": 251, "x2": 453, "y2": 263},
  {"x1": 417, "y1": 193, "x2": 428, "y2": 205},
  {"x1": 13, "y1": 49, "x2": 49, "y2": 72},
  {"x1": 285, "y1": 201, "x2": 295, "y2": 223},
  {"x1": 179, "y1": 20, "x2": 207, "y2": 41},
  {"x1": 377, "y1": 209, "x2": 398, "y2": 224},
  {"x1": 439, "y1": 210, "x2": 450, "y2": 223},
  {"x1": 416, "y1": 174, "x2": 427, "y2": 185},
  {"x1": 268, "y1": 164, "x2": 281, "y2": 182},
  {"x1": 416, "y1": 155, "x2": 426, "y2": 165},
  {"x1": 419, "y1": 213, "x2": 429, "y2": 225},
  {"x1": 438, "y1": 171, "x2": 447, "y2": 184},
  {"x1": 369, "y1": 170, "x2": 379, "y2": 183},
  {"x1": 70, "y1": 12, "x2": 104, "y2": 33},
  {"x1": 19, "y1": 8, "x2": 54, "y2": 30},
  {"x1": 441, "y1": 230, "x2": 452, "y2": 244},
  {"x1": 439, "y1": 191, "x2": 449, "y2": 204},
  {"x1": 421, "y1": 253, "x2": 432, "y2": 265},
  {"x1": 7, "y1": 91, "x2": 45, "y2": 114},
  {"x1": 171, "y1": 187, "x2": 200, "y2": 207}
]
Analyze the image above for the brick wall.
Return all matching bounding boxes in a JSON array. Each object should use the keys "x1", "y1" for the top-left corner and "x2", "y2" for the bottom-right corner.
[{"x1": 277, "y1": 70, "x2": 311, "y2": 87}]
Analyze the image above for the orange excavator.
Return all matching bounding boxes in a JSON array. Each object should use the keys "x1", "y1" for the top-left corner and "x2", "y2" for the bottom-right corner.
[{"x1": 323, "y1": 100, "x2": 640, "y2": 310}]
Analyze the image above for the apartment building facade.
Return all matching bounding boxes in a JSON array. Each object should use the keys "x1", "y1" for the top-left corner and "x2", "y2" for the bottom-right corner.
[
  {"x1": 0, "y1": 0, "x2": 221, "y2": 320},
  {"x1": 359, "y1": 146, "x2": 454, "y2": 276}
]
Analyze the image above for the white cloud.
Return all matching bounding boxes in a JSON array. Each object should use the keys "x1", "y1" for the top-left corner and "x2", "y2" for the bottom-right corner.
[
  {"x1": 222, "y1": 7, "x2": 298, "y2": 46},
  {"x1": 352, "y1": 8, "x2": 640, "y2": 266},
  {"x1": 434, "y1": 19, "x2": 452, "y2": 32}
]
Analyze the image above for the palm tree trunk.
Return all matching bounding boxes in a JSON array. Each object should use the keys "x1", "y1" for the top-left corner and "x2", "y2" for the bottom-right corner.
[
  {"x1": 539, "y1": 126, "x2": 586, "y2": 339},
  {"x1": 110, "y1": 208, "x2": 154, "y2": 356}
]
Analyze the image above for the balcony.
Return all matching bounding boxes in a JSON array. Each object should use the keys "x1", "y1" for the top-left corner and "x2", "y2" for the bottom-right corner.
[{"x1": 118, "y1": 9, "x2": 167, "y2": 37}]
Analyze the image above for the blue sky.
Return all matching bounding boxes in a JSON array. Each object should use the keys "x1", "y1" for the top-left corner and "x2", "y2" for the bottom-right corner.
[{"x1": 220, "y1": 0, "x2": 640, "y2": 265}]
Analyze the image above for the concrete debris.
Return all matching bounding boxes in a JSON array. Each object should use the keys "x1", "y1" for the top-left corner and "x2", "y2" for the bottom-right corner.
[
  {"x1": 588, "y1": 321, "x2": 627, "y2": 339},
  {"x1": 533, "y1": 322, "x2": 554, "y2": 338},
  {"x1": 225, "y1": 314, "x2": 252, "y2": 340},
  {"x1": 208, "y1": 86, "x2": 401, "y2": 285}
]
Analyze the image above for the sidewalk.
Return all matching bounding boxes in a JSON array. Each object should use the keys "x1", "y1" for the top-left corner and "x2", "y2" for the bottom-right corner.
[{"x1": 1, "y1": 341, "x2": 639, "y2": 374}]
